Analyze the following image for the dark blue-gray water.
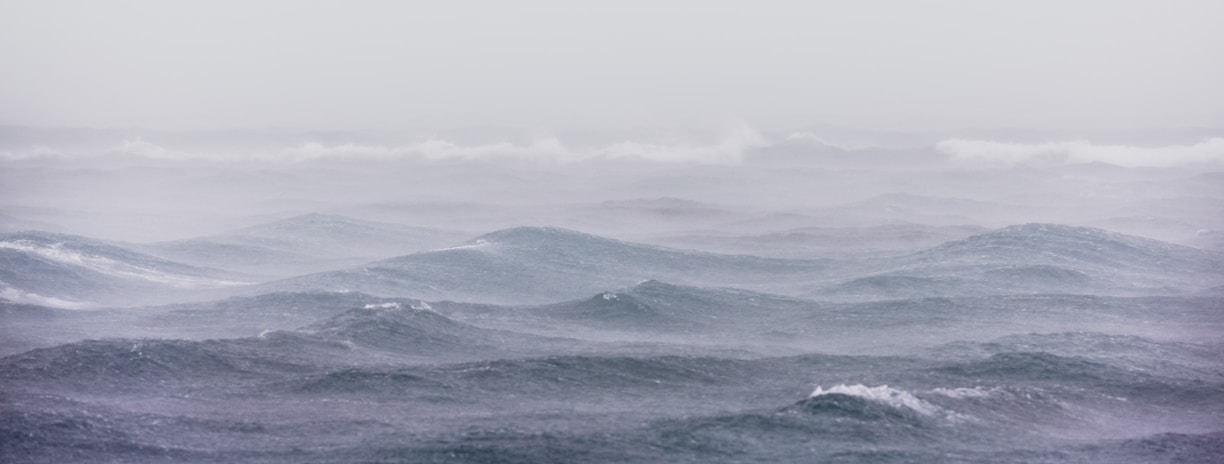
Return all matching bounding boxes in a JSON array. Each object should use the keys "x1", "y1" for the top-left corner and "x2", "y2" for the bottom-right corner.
[{"x1": 2, "y1": 223, "x2": 1223, "y2": 463}]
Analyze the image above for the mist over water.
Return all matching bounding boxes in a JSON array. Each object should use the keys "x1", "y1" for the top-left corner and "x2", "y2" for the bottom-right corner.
[
  {"x1": 2, "y1": 123, "x2": 1222, "y2": 463},
  {"x1": 4, "y1": 1, "x2": 1224, "y2": 462},
  {"x1": 3, "y1": 125, "x2": 1223, "y2": 245}
]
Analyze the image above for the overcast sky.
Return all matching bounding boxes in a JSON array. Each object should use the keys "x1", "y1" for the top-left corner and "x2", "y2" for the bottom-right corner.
[{"x1": 1, "y1": 0, "x2": 1222, "y2": 133}]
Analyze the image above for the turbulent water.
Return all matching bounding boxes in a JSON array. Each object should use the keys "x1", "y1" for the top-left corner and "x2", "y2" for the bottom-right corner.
[{"x1": 2, "y1": 221, "x2": 1223, "y2": 463}]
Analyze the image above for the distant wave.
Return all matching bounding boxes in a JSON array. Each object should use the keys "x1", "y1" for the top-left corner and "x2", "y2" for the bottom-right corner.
[
  {"x1": 0, "y1": 123, "x2": 766, "y2": 165},
  {"x1": 6, "y1": 128, "x2": 1222, "y2": 167},
  {"x1": 938, "y1": 137, "x2": 1224, "y2": 167},
  {"x1": 0, "y1": 238, "x2": 243, "y2": 289}
]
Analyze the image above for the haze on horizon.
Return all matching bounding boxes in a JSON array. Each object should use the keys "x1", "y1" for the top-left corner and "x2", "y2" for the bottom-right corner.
[
  {"x1": 4, "y1": 4, "x2": 1224, "y2": 462},
  {"x1": 2, "y1": 1, "x2": 1223, "y2": 245},
  {"x1": 2, "y1": 0, "x2": 1222, "y2": 134}
]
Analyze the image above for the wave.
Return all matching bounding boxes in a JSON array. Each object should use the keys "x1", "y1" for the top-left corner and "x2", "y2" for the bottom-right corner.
[
  {"x1": 0, "y1": 407, "x2": 200, "y2": 463},
  {"x1": 915, "y1": 224, "x2": 1220, "y2": 274},
  {"x1": 263, "y1": 355, "x2": 756, "y2": 400},
  {"x1": 938, "y1": 351, "x2": 1138, "y2": 384},
  {"x1": 808, "y1": 384, "x2": 941, "y2": 416},
  {"x1": 0, "y1": 124, "x2": 766, "y2": 165},
  {"x1": 432, "y1": 355, "x2": 742, "y2": 391},
  {"x1": 644, "y1": 390, "x2": 950, "y2": 456},
  {"x1": 1104, "y1": 430, "x2": 1224, "y2": 462},
  {"x1": 931, "y1": 332, "x2": 1224, "y2": 385},
  {"x1": 282, "y1": 368, "x2": 452, "y2": 396},
  {"x1": 817, "y1": 223, "x2": 1224, "y2": 297},
  {"x1": 9, "y1": 126, "x2": 1221, "y2": 168},
  {"x1": 937, "y1": 137, "x2": 1224, "y2": 168},
  {"x1": 815, "y1": 274, "x2": 980, "y2": 300},
  {"x1": 271, "y1": 226, "x2": 833, "y2": 305},
  {"x1": 532, "y1": 291, "x2": 674, "y2": 329},
  {"x1": 0, "y1": 231, "x2": 242, "y2": 288},
  {"x1": 0, "y1": 333, "x2": 350, "y2": 393},
  {"x1": 0, "y1": 339, "x2": 269, "y2": 391},
  {"x1": 0, "y1": 231, "x2": 248, "y2": 307},
  {"x1": 298, "y1": 304, "x2": 534, "y2": 354}
]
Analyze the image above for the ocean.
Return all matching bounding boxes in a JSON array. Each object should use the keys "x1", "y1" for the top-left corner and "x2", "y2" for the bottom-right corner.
[{"x1": 2, "y1": 223, "x2": 1222, "y2": 463}]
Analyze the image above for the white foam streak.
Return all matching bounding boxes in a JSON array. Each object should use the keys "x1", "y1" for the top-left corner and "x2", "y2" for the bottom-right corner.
[
  {"x1": 363, "y1": 302, "x2": 401, "y2": 309},
  {"x1": 0, "y1": 283, "x2": 93, "y2": 309},
  {"x1": 0, "y1": 240, "x2": 244, "y2": 288},
  {"x1": 434, "y1": 240, "x2": 490, "y2": 252}
]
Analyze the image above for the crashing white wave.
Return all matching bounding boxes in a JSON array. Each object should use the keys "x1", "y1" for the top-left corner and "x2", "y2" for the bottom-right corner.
[{"x1": 809, "y1": 384, "x2": 941, "y2": 416}]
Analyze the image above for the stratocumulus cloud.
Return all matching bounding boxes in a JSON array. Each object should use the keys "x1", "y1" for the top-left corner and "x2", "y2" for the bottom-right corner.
[{"x1": 937, "y1": 138, "x2": 1224, "y2": 167}]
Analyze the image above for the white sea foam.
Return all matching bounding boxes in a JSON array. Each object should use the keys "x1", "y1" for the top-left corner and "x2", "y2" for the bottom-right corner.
[
  {"x1": 364, "y1": 302, "x2": 401, "y2": 309},
  {"x1": 809, "y1": 384, "x2": 940, "y2": 416},
  {"x1": 0, "y1": 282, "x2": 93, "y2": 309},
  {"x1": 0, "y1": 240, "x2": 245, "y2": 288},
  {"x1": 435, "y1": 240, "x2": 490, "y2": 252}
]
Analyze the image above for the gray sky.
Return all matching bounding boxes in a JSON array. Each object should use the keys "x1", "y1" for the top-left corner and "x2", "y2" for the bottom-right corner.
[{"x1": 2, "y1": 0, "x2": 1222, "y2": 133}]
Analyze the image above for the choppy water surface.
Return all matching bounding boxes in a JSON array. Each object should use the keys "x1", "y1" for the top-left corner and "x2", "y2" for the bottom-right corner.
[{"x1": 2, "y1": 223, "x2": 1223, "y2": 463}]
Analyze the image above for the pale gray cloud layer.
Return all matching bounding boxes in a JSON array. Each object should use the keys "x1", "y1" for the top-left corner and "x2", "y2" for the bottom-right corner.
[{"x1": 2, "y1": 0, "x2": 1222, "y2": 133}]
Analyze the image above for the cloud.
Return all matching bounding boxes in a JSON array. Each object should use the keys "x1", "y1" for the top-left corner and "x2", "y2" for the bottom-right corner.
[{"x1": 937, "y1": 138, "x2": 1224, "y2": 167}]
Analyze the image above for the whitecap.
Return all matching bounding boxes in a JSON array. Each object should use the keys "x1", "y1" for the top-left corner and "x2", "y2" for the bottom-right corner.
[
  {"x1": 809, "y1": 384, "x2": 940, "y2": 416},
  {"x1": 363, "y1": 302, "x2": 401, "y2": 309}
]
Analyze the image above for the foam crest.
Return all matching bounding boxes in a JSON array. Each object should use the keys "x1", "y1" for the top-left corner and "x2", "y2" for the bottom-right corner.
[
  {"x1": 0, "y1": 282, "x2": 92, "y2": 309},
  {"x1": 0, "y1": 240, "x2": 243, "y2": 288},
  {"x1": 363, "y1": 302, "x2": 401, "y2": 309},
  {"x1": 809, "y1": 384, "x2": 940, "y2": 416}
]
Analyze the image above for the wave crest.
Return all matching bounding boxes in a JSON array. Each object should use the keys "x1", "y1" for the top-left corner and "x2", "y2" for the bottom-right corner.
[{"x1": 809, "y1": 384, "x2": 940, "y2": 416}]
